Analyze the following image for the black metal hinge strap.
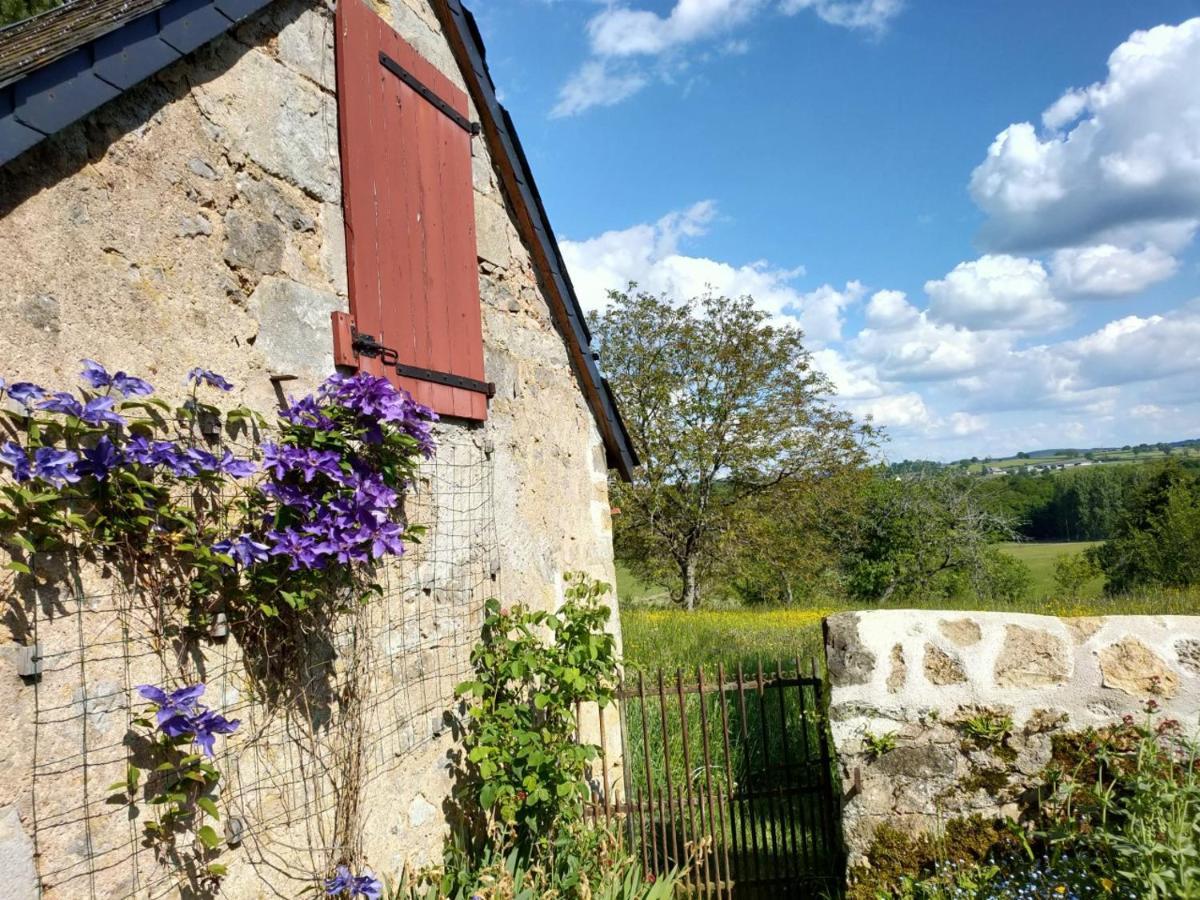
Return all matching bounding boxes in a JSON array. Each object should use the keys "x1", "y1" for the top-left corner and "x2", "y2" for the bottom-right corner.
[
  {"x1": 378, "y1": 51, "x2": 480, "y2": 135},
  {"x1": 352, "y1": 332, "x2": 495, "y2": 398}
]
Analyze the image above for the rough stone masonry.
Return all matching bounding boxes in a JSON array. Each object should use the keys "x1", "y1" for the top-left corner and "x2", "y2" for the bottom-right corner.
[
  {"x1": 824, "y1": 610, "x2": 1200, "y2": 867},
  {"x1": 0, "y1": 0, "x2": 622, "y2": 895}
]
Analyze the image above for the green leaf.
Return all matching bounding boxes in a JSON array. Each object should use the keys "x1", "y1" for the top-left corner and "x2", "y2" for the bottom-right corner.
[
  {"x1": 196, "y1": 797, "x2": 220, "y2": 819},
  {"x1": 4, "y1": 561, "x2": 31, "y2": 574},
  {"x1": 206, "y1": 863, "x2": 228, "y2": 877},
  {"x1": 196, "y1": 825, "x2": 221, "y2": 849}
]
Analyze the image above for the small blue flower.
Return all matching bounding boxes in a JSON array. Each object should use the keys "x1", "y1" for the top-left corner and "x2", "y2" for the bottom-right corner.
[
  {"x1": 80, "y1": 396, "x2": 125, "y2": 428},
  {"x1": 74, "y1": 436, "x2": 123, "y2": 481},
  {"x1": 0, "y1": 441, "x2": 32, "y2": 482},
  {"x1": 80, "y1": 359, "x2": 112, "y2": 389},
  {"x1": 38, "y1": 392, "x2": 84, "y2": 418},
  {"x1": 112, "y1": 372, "x2": 154, "y2": 397},
  {"x1": 33, "y1": 447, "x2": 80, "y2": 486},
  {"x1": 187, "y1": 368, "x2": 234, "y2": 391},
  {"x1": 7, "y1": 382, "x2": 46, "y2": 409}
]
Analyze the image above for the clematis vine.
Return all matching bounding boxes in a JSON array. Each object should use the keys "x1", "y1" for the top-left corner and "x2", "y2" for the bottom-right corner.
[{"x1": 136, "y1": 682, "x2": 240, "y2": 758}]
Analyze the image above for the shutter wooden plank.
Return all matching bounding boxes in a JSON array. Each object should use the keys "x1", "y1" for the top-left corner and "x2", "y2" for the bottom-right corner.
[
  {"x1": 437, "y1": 110, "x2": 486, "y2": 419},
  {"x1": 415, "y1": 87, "x2": 456, "y2": 415},
  {"x1": 335, "y1": 0, "x2": 383, "y2": 378},
  {"x1": 375, "y1": 31, "x2": 419, "y2": 402}
]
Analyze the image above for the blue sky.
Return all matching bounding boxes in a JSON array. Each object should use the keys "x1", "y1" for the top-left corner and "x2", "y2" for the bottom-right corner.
[{"x1": 471, "y1": 0, "x2": 1200, "y2": 461}]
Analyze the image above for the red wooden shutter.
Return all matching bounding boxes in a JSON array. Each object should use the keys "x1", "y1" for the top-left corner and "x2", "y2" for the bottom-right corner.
[{"x1": 334, "y1": 0, "x2": 488, "y2": 421}]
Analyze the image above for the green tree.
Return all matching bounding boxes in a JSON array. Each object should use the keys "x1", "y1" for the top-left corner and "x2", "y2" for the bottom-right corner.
[
  {"x1": 592, "y1": 287, "x2": 873, "y2": 610},
  {"x1": 841, "y1": 472, "x2": 1026, "y2": 604},
  {"x1": 1090, "y1": 463, "x2": 1200, "y2": 593}
]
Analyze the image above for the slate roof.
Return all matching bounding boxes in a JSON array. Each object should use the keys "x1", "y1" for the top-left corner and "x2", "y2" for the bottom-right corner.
[{"x1": 0, "y1": 0, "x2": 638, "y2": 477}]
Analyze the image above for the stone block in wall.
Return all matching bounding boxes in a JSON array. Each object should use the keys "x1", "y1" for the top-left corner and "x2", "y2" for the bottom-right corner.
[
  {"x1": 248, "y1": 275, "x2": 346, "y2": 377},
  {"x1": 475, "y1": 196, "x2": 511, "y2": 270},
  {"x1": 192, "y1": 41, "x2": 340, "y2": 203},
  {"x1": 824, "y1": 610, "x2": 1200, "y2": 869}
]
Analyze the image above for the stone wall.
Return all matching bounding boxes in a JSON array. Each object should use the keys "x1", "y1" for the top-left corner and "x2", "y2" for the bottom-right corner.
[
  {"x1": 0, "y1": 0, "x2": 620, "y2": 895},
  {"x1": 825, "y1": 610, "x2": 1200, "y2": 868}
]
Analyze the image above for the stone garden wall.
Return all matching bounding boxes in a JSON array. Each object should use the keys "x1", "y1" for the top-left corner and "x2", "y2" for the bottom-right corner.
[
  {"x1": 824, "y1": 610, "x2": 1200, "y2": 868},
  {"x1": 0, "y1": 0, "x2": 621, "y2": 896}
]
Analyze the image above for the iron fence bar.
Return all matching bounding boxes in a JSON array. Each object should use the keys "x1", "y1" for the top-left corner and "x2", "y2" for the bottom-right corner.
[
  {"x1": 675, "y1": 669, "x2": 708, "y2": 894},
  {"x1": 615, "y1": 674, "x2": 820, "y2": 700},
  {"x1": 635, "y1": 785, "x2": 650, "y2": 878},
  {"x1": 598, "y1": 701, "x2": 612, "y2": 826},
  {"x1": 774, "y1": 658, "x2": 801, "y2": 883},
  {"x1": 696, "y1": 666, "x2": 727, "y2": 900},
  {"x1": 793, "y1": 654, "x2": 818, "y2": 873},
  {"x1": 812, "y1": 656, "x2": 842, "y2": 876},
  {"x1": 656, "y1": 672, "x2": 684, "y2": 882},
  {"x1": 755, "y1": 658, "x2": 782, "y2": 882},
  {"x1": 715, "y1": 662, "x2": 744, "y2": 886},
  {"x1": 735, "y1": 661, "x2": 763, "y2": 886},
  {"x1": 636, "y1": 674, "x2": 659, "y2": 874}
]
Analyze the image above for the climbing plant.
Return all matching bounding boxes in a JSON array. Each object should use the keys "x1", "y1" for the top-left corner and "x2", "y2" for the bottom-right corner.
[{"x1": 455, "y1": 574, "x2": 619, "y2": 846}]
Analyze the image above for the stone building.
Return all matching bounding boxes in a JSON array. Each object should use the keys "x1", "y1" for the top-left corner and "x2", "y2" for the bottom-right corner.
[{"x1": 0, "y1": 0, "x2": 635, "y2": 895}]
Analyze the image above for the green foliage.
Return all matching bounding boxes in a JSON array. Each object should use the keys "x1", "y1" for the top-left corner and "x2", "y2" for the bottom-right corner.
[
  {"x1": 862, "y1": 730, "x2": 898, "y2": 760},
  {"x1": 0, "y1": 0, "x2": 60, "y2": 27},
  {"x1": 456, "y1": 574, "x2": 619, "y2": 844},
  {"x1": 107, "y1": 706, "x2": 226, "y2": 880},
  {"x1": 1052, "y1": 551, "x2": 1099, "y2": 599},
  {"x1": 957, "y1": 711, "x2": 1013, "y2": 748},
  {"x1": 393, "y1": 822, "x2": 684, "y2": 900},
  {"x1": 840, "y1": 472, "x2": 1026, "y2": 605},
  {"x1": 1090, "y1": 463, "x2": 1200, "y2": 595},
  {"x1": 591, "y1": 287, "x2": 873, "y2": 610}
]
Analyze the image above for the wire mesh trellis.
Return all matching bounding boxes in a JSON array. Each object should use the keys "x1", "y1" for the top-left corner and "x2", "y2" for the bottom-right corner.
[{"x1": 7, "y1": 425, "x2": 497, "y2": 899}]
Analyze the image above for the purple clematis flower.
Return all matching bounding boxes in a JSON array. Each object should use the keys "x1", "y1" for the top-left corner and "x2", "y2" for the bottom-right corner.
[
  {"x1": 33, "y1": 447, "x2": 80, "y2": 486},
  {"x1": 80, "y1": 396, "x2": 125, "y2": 428},
  {"x1": 324, "y1": 867, "x2": 353, "y2": 896},
  {"x1": 0, "y1": 441, "x2": 32, "y2": 482},
  {"x1": 187, "y1": 368, "x2": 234, "y2": 391},
  {"x1": 212, "y1": 533, "x2": 271, "y2": 568},
  {"x1": 190, "y1": 709, "x2": 241, "y2": 758},
  {"x1": 38, "y1": 392, "x2": 84, "y2": 418},
  {"x1": 80, "y1": 359, "x2": 111, "y2": 389},
  {"x1": 218, "y1": 451, "x2": 257, "y2": 478},
  {"x1": 75, "y1": 436, "x2": 123, "y2": 481},
  {"x1": 280, "y1": 395, "x2": 334, "y2": 431},
  {"x1": 137, "y1": 683, "x2": 239, "y2": 757},
  {"x1": 112, "y1": 372, "x2": 154, "y2": 397},
  {"x1": 7, "y1": 382, "x2": 46, "y2": 409},
  {"x1": 324, "y1": 867, "x2": 381, "y2": 899},
  {"x1": 137, "y1": 683, "x2": 205, "y2": 728}
]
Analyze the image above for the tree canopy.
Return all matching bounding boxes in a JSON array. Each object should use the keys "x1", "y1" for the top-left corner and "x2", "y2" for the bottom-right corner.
[{"x1": 592, "y1": 287, "x2": 874, "y2": 609}]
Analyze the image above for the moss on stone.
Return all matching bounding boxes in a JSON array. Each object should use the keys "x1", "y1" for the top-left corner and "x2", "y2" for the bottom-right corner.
[
  {"x1": 847, "y1": 816, "x2": 1014, "y2": 899},
  {"x1": 959, "y1": 768, "x2": 1010, "y2": 795}
]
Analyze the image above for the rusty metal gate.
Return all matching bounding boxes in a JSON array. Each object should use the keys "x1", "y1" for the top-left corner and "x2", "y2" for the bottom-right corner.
[{"x1": 584, "y1": 660, "x2": 844, "y2": 897}]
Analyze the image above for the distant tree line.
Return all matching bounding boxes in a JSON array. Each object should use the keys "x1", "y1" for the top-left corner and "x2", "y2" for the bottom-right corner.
[{"x1": 974, "y1": 461, "x2": 1200, "y2": 542}]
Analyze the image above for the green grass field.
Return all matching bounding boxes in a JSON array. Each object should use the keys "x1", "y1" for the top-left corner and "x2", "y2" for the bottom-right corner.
[
  {"x1": 1001, "y1": 540, "x2": 1103, "y2": 599},
  {"x1": 618, "y1": 543, "x2": 1200, "y2": 676}
]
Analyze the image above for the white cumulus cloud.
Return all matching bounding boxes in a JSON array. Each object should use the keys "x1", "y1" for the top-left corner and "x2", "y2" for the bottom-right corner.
[
  {"x1": 1049, "y1": 243, "x2": 1179, "y2": 297},
  {"x1": 554, "y1": 0, "x2": 906, "y2": 116},
  {"x1": 970, "y1": 17, "x2": 1200, "y2": 253},
  {"x1": 925, "y1": 254, "x2": 1068, "y2": 332}
]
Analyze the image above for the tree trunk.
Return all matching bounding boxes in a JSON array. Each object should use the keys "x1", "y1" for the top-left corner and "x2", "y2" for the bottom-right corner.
[{"x1": 681, "y1": 554, "x2": 699, "y2": 611}]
